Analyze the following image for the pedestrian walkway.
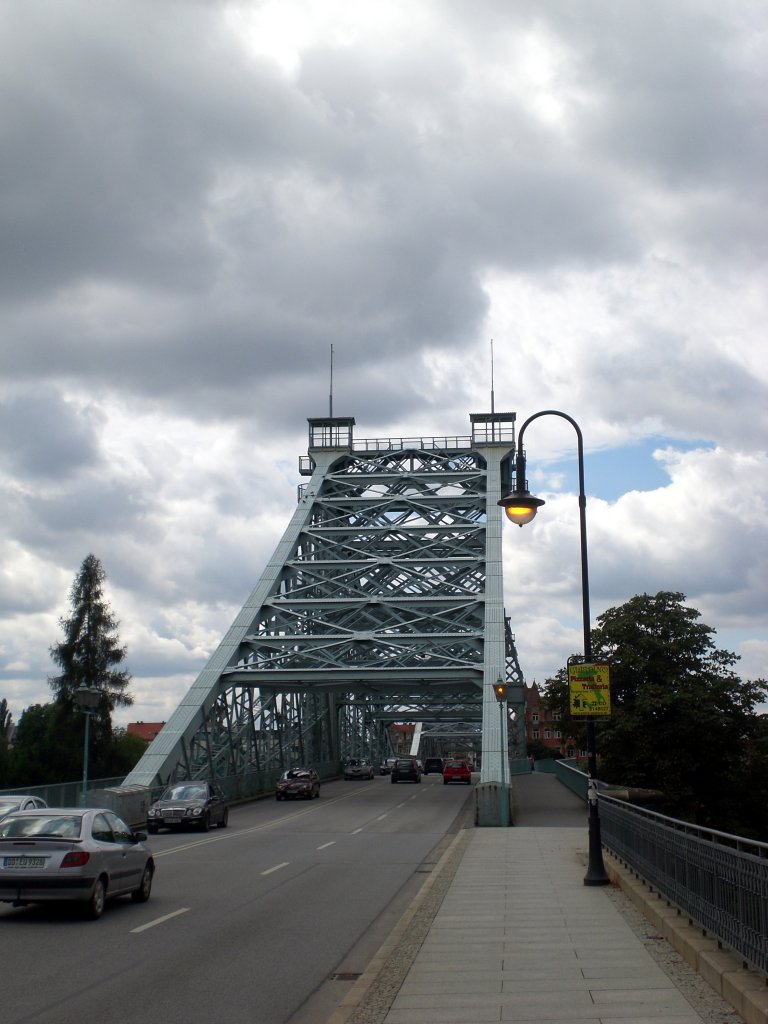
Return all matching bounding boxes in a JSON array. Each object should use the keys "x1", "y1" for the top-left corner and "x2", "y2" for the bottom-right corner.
[{"x1": 328, "y1": 773, "x2": 750, "y2": 1024}]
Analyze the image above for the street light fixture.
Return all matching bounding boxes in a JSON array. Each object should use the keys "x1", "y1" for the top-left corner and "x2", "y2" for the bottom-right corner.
[
  {"x1": 74, "y1": 684, "x2": 100, "y2": 808},
  {"x1": 498, "y1": 409, "x2": 609, "y2": 886},
  {"x1": 493, "y1": 677, "x2": 509, "y2": 827}
]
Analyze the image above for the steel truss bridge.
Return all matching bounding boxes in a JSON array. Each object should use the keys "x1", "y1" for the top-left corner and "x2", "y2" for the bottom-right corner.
[{"x1": 125, "y1": 412, "x2": 526, "y2": 790}]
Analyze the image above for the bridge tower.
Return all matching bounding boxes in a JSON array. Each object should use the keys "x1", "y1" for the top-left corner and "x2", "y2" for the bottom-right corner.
[{"x1": 124, "y1": 412, "x2": 525, "y2": 789}]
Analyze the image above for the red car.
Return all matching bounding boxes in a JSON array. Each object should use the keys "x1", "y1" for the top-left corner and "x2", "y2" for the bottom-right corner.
[{"x1": 443, "y1": 759, "x2": 472, "y2": 785}]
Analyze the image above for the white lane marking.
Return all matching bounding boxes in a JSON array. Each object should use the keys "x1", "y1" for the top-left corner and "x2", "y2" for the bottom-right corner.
[
  {"x1": 351, "y1": 827, "x2": 364, "y2": 835},
  {"x1": 317, "y1": 841, "x2": 336, "y2": 850},
  {"x1": 131, "y1": 908, "x2": 190, "y2": 934},
  {"x1": 375, "y1": 814, "x2": 388, "y2": 821},
  {"x1": 261, "y1": 861, "x2": 290, "y2": 875}
]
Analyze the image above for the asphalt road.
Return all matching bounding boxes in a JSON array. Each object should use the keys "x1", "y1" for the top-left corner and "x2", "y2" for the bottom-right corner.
[{"x1": 1, "y1": 772, "x2": 474, "y2": 1024}]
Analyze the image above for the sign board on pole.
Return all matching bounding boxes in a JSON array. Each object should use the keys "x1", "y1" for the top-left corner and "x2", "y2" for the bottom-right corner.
[{"x1": 568, "y1": 662, "x2": 611, "y2": 716}]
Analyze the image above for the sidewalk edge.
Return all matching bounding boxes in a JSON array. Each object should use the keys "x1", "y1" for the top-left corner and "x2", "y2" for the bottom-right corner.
[{"x1": 325, "y1": 826, "x2": 474, "y2": 1024}]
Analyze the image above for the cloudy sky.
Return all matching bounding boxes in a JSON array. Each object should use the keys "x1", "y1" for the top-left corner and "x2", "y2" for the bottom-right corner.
[{"x1": 1, "y1": 0, "x2": 766, "y2": 729}]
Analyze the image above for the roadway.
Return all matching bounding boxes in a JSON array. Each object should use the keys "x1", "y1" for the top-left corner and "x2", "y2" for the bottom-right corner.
[{"x1": 1, "y1": 771, "x2": 475, "y2": 1024}]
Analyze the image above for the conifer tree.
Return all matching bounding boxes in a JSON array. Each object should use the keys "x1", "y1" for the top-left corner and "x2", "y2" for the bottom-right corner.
[{"x1": 49, "y1": 554, "x2": 133, "y2": 775}]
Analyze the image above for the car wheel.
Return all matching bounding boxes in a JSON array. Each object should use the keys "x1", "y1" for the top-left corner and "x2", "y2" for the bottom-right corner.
[
  {"x1": 315, "y1": 787, "x2": 320, "y2": 798},
  {"x1": 201, "y1": 813, "x2": 210, "y2": 831},
  {"x1": 391, "y1": 777, "x2": 397, "y2": 783},
  {"x1": 416, "y1": 776, "x2": 421, "y2": 783},
  {"x1": 276, "y1": 793, "x2": 282, "y2": 801},
  {"x1": 131, "y1": 865, "x2": 153, "y2": 903},
  {"x1": 86, "y1": 877, "x2": 107, "y2": 920},
  {"x1": 147, "y1": 824, "x2": 158, "y2": 835},
  {"x1": 218, "y1": 808, "x2": 229, "y2": 828},
  {"x1": 443, "y1": 779, "x2": 448, "y2": 785}
]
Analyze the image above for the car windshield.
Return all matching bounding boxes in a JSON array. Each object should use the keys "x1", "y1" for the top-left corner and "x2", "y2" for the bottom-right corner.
[
  {"x1": 283, "y1": 770, "x2": 310, "y2": 780},
  {"x1": 0, "y1": 814, "x2": 83, "y2": 839},
  {"x1": 163, "y1": 784, "x2": 207, "y2": 801},
  {"x1": 0, "y1": 800, "x2": 21, "y2": 815},
  {"x1": 446, "y1": 762, "x2": 465, "y2": 769}
]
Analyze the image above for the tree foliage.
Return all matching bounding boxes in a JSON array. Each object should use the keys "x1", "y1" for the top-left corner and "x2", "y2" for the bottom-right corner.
[
  {"x1": 543, "y1": 592, "x2": 768, "y2": 837},
  {"x1": 0, "y1": 697, "x2": 13, "y2": 784},
  {"x1": 35, "y1": 554, "x2": 135, "y2": 782}
]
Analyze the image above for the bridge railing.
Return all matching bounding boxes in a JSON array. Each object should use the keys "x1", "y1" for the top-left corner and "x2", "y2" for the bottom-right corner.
[
  {"x1": 542, "y1": 761, "x2": 768, "y2": 977},
  {"x1": 599, "y1": 794, "x2": 768, "y2": 976}
]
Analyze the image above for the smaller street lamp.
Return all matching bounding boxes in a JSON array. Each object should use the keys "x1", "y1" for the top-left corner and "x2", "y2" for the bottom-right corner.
[
  {"x1": 493, "y1": 677, "x2": 509, "y2": 827},
  {"x1": 74, "y1": 684, "x2": 100, "y2": 808}
]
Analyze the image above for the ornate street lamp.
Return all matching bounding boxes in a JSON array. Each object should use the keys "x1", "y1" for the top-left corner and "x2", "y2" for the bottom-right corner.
[
  {"x1": 498, "y1": 410, "x2": 609, "y2": 886},
  {"x1": 492, "y1": 677, "x2": 509, "y2": 827},
  {"x1": 74, "y1": 684, "x2": 100, "y2": 808}
]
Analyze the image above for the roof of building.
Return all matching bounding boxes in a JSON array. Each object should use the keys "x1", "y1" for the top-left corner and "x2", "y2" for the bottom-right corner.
[{"x1": 127, "y1": 721, "x2": 165, "y2": 741}]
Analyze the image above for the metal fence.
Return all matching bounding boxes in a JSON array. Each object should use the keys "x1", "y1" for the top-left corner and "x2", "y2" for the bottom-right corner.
[
  {"x1": 600, "y1": 794, "x2": 768, "y2": 976},
  {"x1": 0, "y1": 761, "x2": 344, "y2": 827}
]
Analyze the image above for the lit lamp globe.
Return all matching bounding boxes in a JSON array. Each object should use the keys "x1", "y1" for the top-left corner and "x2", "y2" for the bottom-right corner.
[{"x1": 497, "y1": 490, "x2": 545, "y2": 527}]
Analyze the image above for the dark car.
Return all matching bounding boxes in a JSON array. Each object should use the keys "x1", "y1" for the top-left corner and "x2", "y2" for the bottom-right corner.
[
  {"x1": 276, "y1": 767, "x2": 320, "y2": 800},
  {"x1": 379, "y1": 757, "x2": 397, "y2": 776},
  {"x1": 0, "y1": 807, "x2": 154, "y2": 919},
  {"x1": 422, "y1": 757, "x2": 444, "y2": 775},
  {"x1": 443, "y1": 759, "x2": 472, "y2": 785},
  {"x1": 343, "y1": 758, "x2": 375, "y2": 780},
  {"x1": 147, "y1": 781, "x2": 228, "y2": 833},
  {"x1": 391, "y1": 758, "x2": 421, "y2": 784}
]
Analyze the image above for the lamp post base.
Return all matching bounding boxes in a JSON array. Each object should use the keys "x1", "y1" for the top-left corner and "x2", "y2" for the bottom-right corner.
[{"x1": 583, "y1": 803, "x2": 609, "y2": 886}]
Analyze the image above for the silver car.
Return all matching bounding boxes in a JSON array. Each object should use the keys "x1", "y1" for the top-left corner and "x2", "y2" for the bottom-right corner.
[
  {"x1": 343, "y1": 758, "x2": 375, "y2": 780},
  {"x1": 0, "y1": 795, "x2": 48, "y2": 821},
  {"x1": 0, "y1": 808, "x2": 154, "y2": 919}
]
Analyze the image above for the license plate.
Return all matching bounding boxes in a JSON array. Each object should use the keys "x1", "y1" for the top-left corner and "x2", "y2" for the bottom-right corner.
[{"x1": 3, "y1": 855, "x2": 46, "y2": 868}]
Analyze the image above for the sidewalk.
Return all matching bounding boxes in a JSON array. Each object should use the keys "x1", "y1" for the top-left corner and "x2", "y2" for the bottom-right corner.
[{"x1": 328, "y1": 773, "x2": 754, "y2": 1024}]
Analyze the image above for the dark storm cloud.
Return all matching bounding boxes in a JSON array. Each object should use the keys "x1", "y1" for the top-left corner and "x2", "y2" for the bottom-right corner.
[
  {"x1": 0, "y1": 0, "x2": 646, "y2": 427},
  {"x1": 0, "y1": 390, "x2": 101, "y2": 479}
]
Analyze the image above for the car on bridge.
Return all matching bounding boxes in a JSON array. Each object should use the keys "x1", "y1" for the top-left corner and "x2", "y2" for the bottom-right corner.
[
  {"x1": 0, "y1": 795, "x2": 48, "y2": 821},
  {"x1": 0, "y1": 807, "x2": 154, "y2": 919},
  {"x1": 147, "y1": 782, "x2": 229, "y2": 833},
  {"x1": 343, "y1": 758, "x2": 375, "y2": 780},
  {"x1": 276, "y1": 767, "x2": 320, "y2": 800},
  {"x1": 390, "y1": 758, "x2": 421, "y2": 784},
  {"x1": 422, "y1": 757, "x2": 444, "y2": 775},
  {"x1": 379, "y1": 757, "x2": 397, "y2": 775},
  {"x1": 442, "y1": 759, "x2": 472, "y2": 785}
]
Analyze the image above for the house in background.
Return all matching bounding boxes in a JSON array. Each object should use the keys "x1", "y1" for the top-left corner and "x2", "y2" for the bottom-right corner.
[
  {"x1": 127, "y1": 722, "x2": 165, "y2": 744},
  {"x1": 524, "y1": 681, "x2": 584, "y2": 760}
]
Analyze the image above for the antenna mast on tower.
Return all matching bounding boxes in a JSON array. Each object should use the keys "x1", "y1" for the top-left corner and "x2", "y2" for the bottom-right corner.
[{"x1": 329, "y1": 343, "x2": 334, "y2": 418}]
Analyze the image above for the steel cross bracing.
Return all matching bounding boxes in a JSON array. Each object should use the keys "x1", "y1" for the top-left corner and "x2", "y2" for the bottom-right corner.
[{"x1": 124, "y1": 413, "x2": 526, "y2": 788}]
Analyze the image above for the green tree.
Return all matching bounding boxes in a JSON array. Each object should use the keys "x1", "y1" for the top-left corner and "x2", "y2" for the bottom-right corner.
[
  {"x1": 48, "y1": 554, "x2": 134, "y2": 778},
  {"x1": 106, "y1": 728, "x2": 150, "y2": 777},
  {"x1": 6, "y1": 703, "x2": 68, "y2": 786},
  {"x1": 543, "y1": 592, "x2": 768, "y2": 837},
  {"x1": 0, "y1": 697, "x2": 13, "y2": 785}
]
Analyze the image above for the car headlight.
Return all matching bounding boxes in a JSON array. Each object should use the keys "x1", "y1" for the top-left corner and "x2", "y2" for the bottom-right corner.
[
  {"x1": 190, "y1": 807, "x2": 203, "y2": 816},
  {"x1": 148, "y1": 808, "x2": 157, "y2": 817}
]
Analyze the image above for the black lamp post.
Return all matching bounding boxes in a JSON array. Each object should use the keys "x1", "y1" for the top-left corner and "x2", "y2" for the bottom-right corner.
[{"x1": 498, "y1": 409, "x2": 609, "y2": 886}]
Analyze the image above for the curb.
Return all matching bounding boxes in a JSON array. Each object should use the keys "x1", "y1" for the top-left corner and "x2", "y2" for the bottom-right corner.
[
  {"x1": 325, "y1": 827, "x2": 474, "y2": 1024},
  {"x1": 604, "y1": 851, "x2": 768, "y2": 1024}
]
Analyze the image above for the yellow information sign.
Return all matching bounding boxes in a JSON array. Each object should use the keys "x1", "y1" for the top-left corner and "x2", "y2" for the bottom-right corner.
[{"x1": 568, "y1": 663, "x2": 611, "y2": 716}]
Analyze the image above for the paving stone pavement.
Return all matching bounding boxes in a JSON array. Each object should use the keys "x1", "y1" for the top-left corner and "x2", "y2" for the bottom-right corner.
[{"x1": 327, "y1": 773, "x2": 756, "y2": 1024}]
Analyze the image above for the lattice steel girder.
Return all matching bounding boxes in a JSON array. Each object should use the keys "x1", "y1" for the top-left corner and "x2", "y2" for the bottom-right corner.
[{"x1": 125, "y1": 414, "x2": 524, "y2": 788}]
